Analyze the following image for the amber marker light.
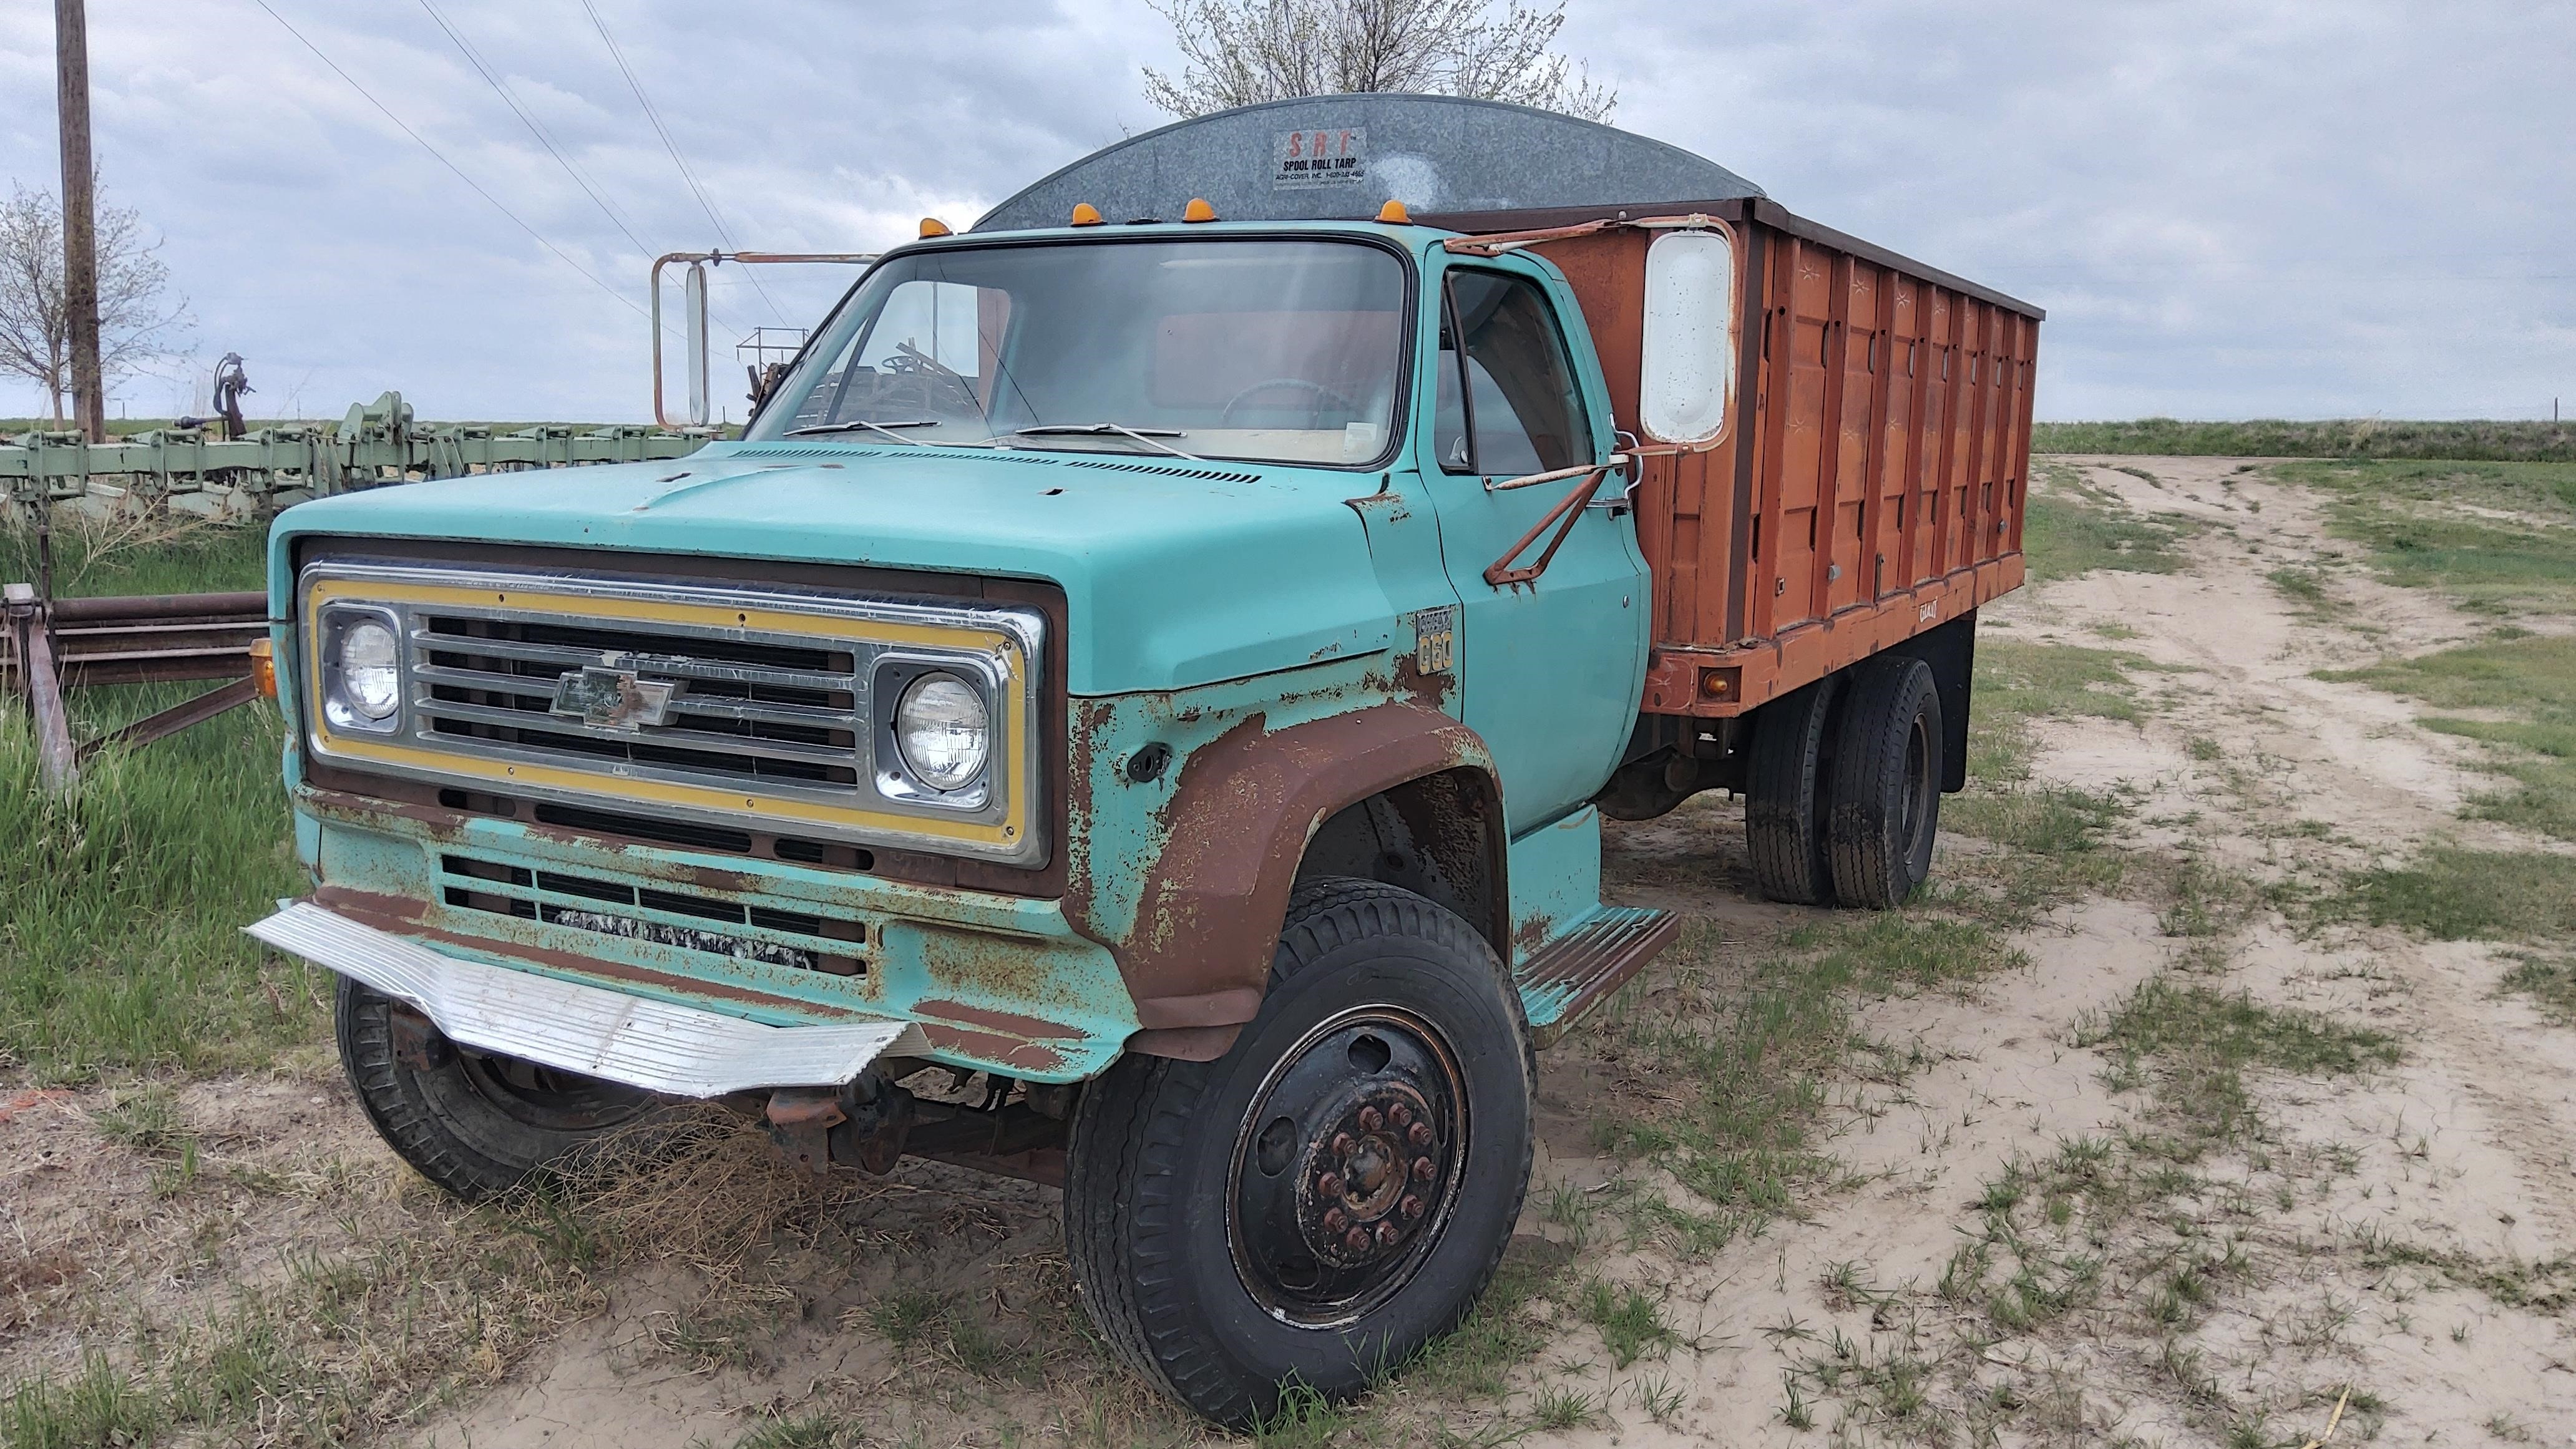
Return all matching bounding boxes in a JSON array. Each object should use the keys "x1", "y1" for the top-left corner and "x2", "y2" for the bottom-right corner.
[
  {"x1": 919, "y1": 217, "x2": 953, "y2": 238},
  {"x1": 1070, "y1": 203, "x2": 1104, "y2": 226},
  {"x1": 1182, "y1": 197, "x2": 1218, "y2": 222},
  {"x1": 1377, "y1": 199, "x2": 1412, "y2": 223},
  {"x1": 248, "y1": 637, "x2": 278, "y2": 700}
]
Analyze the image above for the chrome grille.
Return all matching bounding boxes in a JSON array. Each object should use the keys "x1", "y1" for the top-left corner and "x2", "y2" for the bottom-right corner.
[
  {"x1": 411, "y1": 614, "x2": 865, "y2": 789},
  {"x1": 297, "y1": 564, "x2": 1048, "y2": 866}
]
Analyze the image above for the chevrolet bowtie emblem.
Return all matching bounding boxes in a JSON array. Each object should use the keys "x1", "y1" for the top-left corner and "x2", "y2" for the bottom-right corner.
[{"x1": 550, "y1": 666, "x2": 678, "y2": 731}]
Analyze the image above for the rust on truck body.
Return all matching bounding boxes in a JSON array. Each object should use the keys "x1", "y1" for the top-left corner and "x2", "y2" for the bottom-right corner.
[{"x1": 1065, "y1": 700, "x2": 1504, "y2": 1061}]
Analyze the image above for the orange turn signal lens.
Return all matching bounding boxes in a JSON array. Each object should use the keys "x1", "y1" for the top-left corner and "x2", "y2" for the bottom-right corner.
[
  {"x1": 1070, "y1": 203, "x2": 1104, "y2": 227},
  {"x1": 919, "y1": 217, "x2": 953, "y2": 238},
  {"x1": 1182, "y1": 197, "x2": 1217, "y2": 223},
  {"x1": 248, "y1": 637, "x2": 278, "y2": 701},
  {"x1": 1376, "y1": 199, "x2": 1412, "y2": 224}
]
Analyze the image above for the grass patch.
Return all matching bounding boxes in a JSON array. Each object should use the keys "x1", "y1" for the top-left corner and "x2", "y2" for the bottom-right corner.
[
  {"x1": 2077, "y1": 979, "x2": 2398, "y2": 1147},
  {"x1": 0, "y1": 515, "x2": 313, "y2": 1082},
  {"x1": 1591, "y1": 909, "x2": 2023, "y2": 1253},
  {"x1": 2034, "y1": 418, "x2": 2576, "y2": 464},
  {"x1": 2500, "y1": 954, "x2": 2576, "y2": 1025},
  {"x1": 2341, "y1": 848, "x2": 2576, "y2": 944},
  {"x1": 2275, "y1": 459, "x2": 2576, "y2": 616},
  {"x1": 2023, "y1": 464, "x2": 2191, "y2": 582},
  {"x1": 2327, "y1": 633, "x2": 2576, "y2": 840}
]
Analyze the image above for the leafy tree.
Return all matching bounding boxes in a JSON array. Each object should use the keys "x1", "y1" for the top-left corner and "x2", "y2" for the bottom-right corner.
[
  {"x1": 1144, "y1": 0, "x2": 1614, "y2": 121},
  {"x1": 0, "y1": 182, "x2": 190, "y2": 423}
]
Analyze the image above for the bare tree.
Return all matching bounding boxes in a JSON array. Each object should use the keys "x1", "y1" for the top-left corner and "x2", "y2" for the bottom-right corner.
[
  {"x1": 1145, "y1": 0, "x2": 1614, "y2": 122},
  {"x1": 0, "y1": 182, "x2": 190, "y2": 424}
]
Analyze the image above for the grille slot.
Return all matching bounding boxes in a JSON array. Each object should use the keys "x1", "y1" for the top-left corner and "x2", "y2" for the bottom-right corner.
[
  {"x1": 409, "y1": 613, "x2": 864, "y2": 789},
  {"x1": 438, "y1": 854, "x2": 864, "y2": 977}
]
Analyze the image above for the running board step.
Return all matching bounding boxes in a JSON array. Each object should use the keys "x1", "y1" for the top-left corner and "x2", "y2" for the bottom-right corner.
[{"x1": 1516, "y1": 906, "x2": 1680, "y2": 1046}]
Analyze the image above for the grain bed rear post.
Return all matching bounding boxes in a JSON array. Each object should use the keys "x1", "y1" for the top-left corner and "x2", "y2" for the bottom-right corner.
[{"x1": 1423, "y1": 194, "x2": 2042, "y2": 906}]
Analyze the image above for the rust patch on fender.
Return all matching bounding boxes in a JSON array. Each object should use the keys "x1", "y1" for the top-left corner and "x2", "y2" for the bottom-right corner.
[
  {"x1": 912, "y1": 998, "x2": 1081, "y2": 1043},
  {"x1": 1391, "y1": 653, "x2": 1455, "y2": 711},
  {"x1": 1133, "y1": 986, "x2": 1265, "y2": 1030},
  {"x1": 1068, "y1": 702, "x2": 1494, "y2": 1050},
  {"x1": 918, "y1": 1023, "x2": 1067, "y2": 1075}
]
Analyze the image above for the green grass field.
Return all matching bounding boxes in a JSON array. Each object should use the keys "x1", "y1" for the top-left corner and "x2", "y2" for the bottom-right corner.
[
  {"x1": 2033, "y1": 418, "x2": 2576, "y2": 463},
  {"x1": 0, "y1": 519, "x2": 316, "y2": 1083}
]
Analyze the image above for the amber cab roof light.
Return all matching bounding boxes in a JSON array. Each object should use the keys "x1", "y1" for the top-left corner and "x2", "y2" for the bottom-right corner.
[
  {"x1": 919, "y1": 217, "x2": 953, "y2": 238},
  {"x1": 1181, "y1": 197, "x2": 1218, "y2": 223},
  {"x1": 1376, "y1": 199, "x2": 1412, "y2": 224},
  {"x1": 1070, "y1": 203, "x2": 1104, "y2": 227}
]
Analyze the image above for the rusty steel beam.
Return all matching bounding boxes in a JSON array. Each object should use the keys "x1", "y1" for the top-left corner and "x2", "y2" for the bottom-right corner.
[
  {"x1": 4, "y1": 583, "x2": 79, "y2": 793},
  {"x1": 77, "y1": 675, "x2": 260, "y2": 762}
]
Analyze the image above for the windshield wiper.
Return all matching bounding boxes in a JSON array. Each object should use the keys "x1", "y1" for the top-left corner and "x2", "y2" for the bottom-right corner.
[
  {"x1": 784, "y1": 419, "x2": 940, "y2": 446},
  {"x1": 1013, "y1": 422, "x2": 1201, "y2": 461}
]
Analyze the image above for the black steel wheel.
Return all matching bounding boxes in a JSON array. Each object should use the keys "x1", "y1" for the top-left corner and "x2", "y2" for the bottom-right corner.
[
  {"x1": 1827, "y1": 655, "x2": 1944, "y2": 909},
  {"x1": 1063, "y1": 878, "x2": 1533, "y2": 1427},
  {"x1": 1745, "y1": 677, "x2": 1842, "y2": 904},
  {"x1": 335, "y1": 976, "x2": 666, "y2": 1202}
]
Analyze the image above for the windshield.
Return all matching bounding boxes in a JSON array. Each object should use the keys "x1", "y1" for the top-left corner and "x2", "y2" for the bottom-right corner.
[{"x1": 748, "y1": 238, "x2": 1409, "y2": 466}]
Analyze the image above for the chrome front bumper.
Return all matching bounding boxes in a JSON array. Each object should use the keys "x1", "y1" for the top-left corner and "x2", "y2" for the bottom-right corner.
[{"x1": 248, "y1": 900, "x2": 926, "y2": 1098}]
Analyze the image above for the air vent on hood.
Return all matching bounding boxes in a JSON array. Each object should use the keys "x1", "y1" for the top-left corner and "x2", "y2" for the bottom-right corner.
[{"x1": 727, "y1": 444, "x2": 1261, "y2": 485}]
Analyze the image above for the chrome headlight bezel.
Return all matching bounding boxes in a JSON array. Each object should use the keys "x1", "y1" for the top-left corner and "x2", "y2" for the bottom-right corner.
[
  {"x1": 875, "y1": 658, "x2": 1000, "y2": 807},
  {"x1": 316, "y1": 603, "x2": 404, "y2": 734}
]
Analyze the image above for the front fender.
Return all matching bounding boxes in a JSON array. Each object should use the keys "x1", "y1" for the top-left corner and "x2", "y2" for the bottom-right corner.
[{"x1": 1065, "y1": 671, "x2": 1501, "y2": 1061}]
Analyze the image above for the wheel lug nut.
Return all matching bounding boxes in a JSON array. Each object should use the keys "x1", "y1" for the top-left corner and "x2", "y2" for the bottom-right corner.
[
  {"x1": 1401, "y1": 1194, "x2": 1424, "y2": 1220},
  {"x1": 1344, "y1": 1226, "x2": 1370, "y2": 1253},
  {"x1": 1376, "y1": 1221, "x2": 1401, "y2": 1247},
  {"x1": 1317, "y1": 1172, "x2": 1344, "y2": 1198},
  {"x1": 1411, "y1": 1156, "x2": 1434, "y2": 1181},
  {"x1": 1388, "y1": 1103, "x2": 1412, "y2": 1127},
  {"x1": 1324, "y1": 1207, "x2": 1347, "y2": 1232},
  {"x1": 1408, "y1": 1121, "x2": 1433, "y2": 1148},
  {"x1": 1357, "y1": 1106, "x2": 1383, "y2": 1131},
  {"x1": 1331, "y1": 1133, "x2": 1355, "y2": 1156}
]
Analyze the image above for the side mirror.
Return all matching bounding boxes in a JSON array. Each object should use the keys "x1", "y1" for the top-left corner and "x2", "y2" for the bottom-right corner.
[{"x1": 1639, "y1": 228, "x2": 1738, "y2": 446}]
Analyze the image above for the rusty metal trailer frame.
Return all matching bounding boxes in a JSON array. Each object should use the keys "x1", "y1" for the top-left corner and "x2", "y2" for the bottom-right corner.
[{"x1": 3, "y1": 391, "x2": 712, "y2": 514}]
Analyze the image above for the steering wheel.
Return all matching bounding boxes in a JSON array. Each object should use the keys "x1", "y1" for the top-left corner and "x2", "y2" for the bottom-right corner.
[{"x1": 1221, "y1": 377, "x2": 1360, "y2": 427}]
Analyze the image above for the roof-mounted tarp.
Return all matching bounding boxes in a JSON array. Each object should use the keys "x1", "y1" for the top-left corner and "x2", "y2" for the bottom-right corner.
[{"x1": 972, "y1": 93, "x2": 1765, "y2": 233}]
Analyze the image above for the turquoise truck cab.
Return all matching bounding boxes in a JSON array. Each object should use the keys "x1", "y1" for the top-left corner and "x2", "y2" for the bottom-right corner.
[{"x1": 256, "y1": 212, "x2": 1674, "y2": 1423}]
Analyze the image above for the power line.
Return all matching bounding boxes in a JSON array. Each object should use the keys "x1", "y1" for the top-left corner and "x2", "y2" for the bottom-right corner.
[
  {"x1": 250, "y1": 0, "x2": 646, "y2": 321},
  {"x1": 414, "y1": 0, "x2": 657, "y2": 261},
  {"x1": 580, "y1": 0, "x2": 788, "y2": 326},
  {"x1": 407, "y1": 0, "x2": 748, "y2": 341}
]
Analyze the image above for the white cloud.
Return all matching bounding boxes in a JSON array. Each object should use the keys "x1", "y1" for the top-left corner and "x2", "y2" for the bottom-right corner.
[{"x1": 1, "y1": 0, "x2": 2568, "y2": 422}]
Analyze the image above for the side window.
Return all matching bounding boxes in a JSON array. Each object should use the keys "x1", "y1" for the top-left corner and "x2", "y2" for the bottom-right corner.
[{"x1": 1438, "y1": 270, "x2": 1591, "y2": 477}]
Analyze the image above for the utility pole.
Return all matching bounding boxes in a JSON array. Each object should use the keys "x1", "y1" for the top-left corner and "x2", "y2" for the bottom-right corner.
[{"x1": 56, "y1": 0, "x2": 105, "y2": 443}]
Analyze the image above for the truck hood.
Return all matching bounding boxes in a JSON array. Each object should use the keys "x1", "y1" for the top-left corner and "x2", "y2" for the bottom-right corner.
[{"x1": 268, "y1": 442, "x2": 1399, "y2": 695}]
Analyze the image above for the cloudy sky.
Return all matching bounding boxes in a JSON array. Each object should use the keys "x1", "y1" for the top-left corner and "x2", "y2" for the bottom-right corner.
[{"x1": 1, "y1": 1, "x2": 2568, "y2": 424}]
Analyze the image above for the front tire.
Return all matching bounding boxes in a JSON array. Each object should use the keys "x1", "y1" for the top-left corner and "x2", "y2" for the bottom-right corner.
[
  {"x1": 1063, "y1": 879, "x2": 1534, "y2": 1427},
  {"x1": 335, "y1": 977, "x2": 666, "y2": 1202}
]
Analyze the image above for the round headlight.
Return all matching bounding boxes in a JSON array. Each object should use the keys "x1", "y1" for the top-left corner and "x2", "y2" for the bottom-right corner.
[
  {"x1": 894, "y1": 673, "x2": 989, "y2": 791},
  {"x1": 338, "y1": 618, "x2": 401, "y2": 721}
]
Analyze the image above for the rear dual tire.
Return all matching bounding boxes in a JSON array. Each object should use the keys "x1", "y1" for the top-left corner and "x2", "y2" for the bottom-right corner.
[{"x1": 1747, "y1": 655, "x2": 1944, "y2": 909}]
